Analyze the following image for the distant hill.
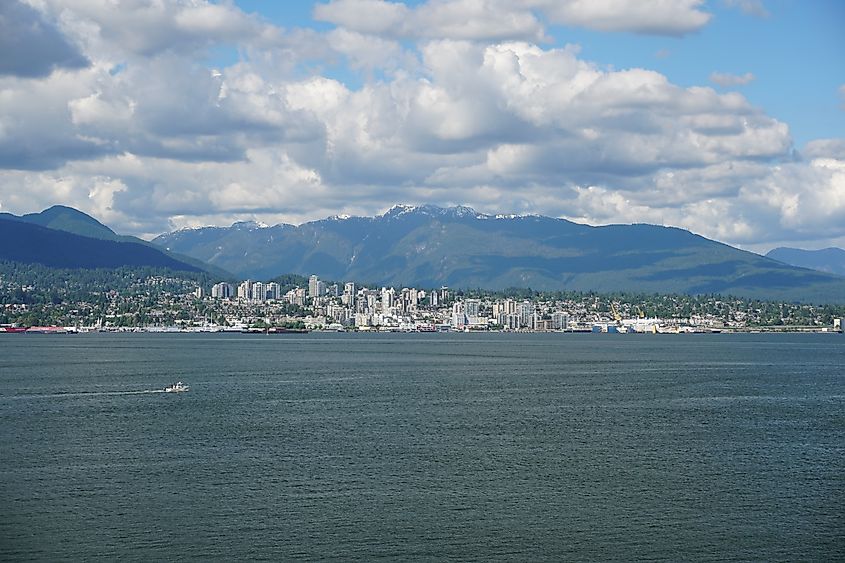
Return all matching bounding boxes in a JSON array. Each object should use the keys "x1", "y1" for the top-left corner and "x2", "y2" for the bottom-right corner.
[
  {"x1": 7, "y1": 206, "x2": 228, "y2": 277},
  {"x1": 153, "y1": 204, "x2": 845, "y2": 303},
  {"x1": 21, "y1": 205, "x2": 122, "y2": 241},
  {"x1": 766, "y1": 247, "x2": 845, "y2": 277},
  {"x1": 0, "y1": 215, "x2": 202, "y2": 272}
]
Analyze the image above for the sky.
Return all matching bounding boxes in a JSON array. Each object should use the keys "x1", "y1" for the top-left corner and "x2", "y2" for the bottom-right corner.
[{"x1": 0, "y1": 0, "x2": 843, "y2": 253}]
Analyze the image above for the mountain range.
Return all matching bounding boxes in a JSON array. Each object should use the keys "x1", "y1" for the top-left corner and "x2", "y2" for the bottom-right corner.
[
  {"x1": 766, "y1": 247, "x2": 845, "y2": 277},
  {"x1": 0, "y1": 206, "x2": 206, "y2": 273},
  {"x1": 154, "y1": 204, "x2": 845, "y2": 303},
  {"x1": 6, "y1": 204, "x2": 845, "y2": 303}
]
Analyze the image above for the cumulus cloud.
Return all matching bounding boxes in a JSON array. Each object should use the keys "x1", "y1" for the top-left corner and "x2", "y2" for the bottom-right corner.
[
  {"x1": 314, "y1": 0, "x2": 410, "y2": 36},
  {"x1": 803, "y1": 138, "x2": 845, "y2": 160},
  {"x1": 325, "y1": 28, "x2": 417, "y2": 74},
  {"x1": 533, "y1": 0, "x2": 712, "y2": 36},
  {"x1": 314, "y1": 0, "x2": 711, "y2": 40},
  {"x1": 31, "y1": 0, "x2": 271, "y2": 59},
  {"x1": 0, "y1": 1, "x2": 89, "y2": 77},
  {"x1": 709, "y1": 71, "x2": 755, "y2": 87},
  {"x1": 0, "y1": 0, "x2": 843, "y2": 253},
  {"x1": 315, "y1": 0, "x2": 547, "y2": 42},
  {"x1": 0, "y1": 66, "x2": 112, "y2": 170}
]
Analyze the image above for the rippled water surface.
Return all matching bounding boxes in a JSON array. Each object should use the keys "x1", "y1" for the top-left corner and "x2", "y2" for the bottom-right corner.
[{"x1": 1, "y1": 333, "x2": 843, "y2": 561}]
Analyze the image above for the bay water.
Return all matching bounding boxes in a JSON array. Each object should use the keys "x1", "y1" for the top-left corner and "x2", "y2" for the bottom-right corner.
[{"x1": 1, "y1": 333, "x2": 843, "y2": 560}]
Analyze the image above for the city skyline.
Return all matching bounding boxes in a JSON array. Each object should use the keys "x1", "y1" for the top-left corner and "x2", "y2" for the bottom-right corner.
[
  {"x1": 6, "y1": 268, "x2": 842, "y2": 333},
  {"x1": 1, "y1": 1, "x2": 843, "y2": 253}
]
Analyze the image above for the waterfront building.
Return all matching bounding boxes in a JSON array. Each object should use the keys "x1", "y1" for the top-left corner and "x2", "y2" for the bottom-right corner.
[
  {"x1": 552, "y1": 312, "x2": 569, "y2": 330},
  {"x1": 517, "y1": 301, "x2": 533, "y2": 328},
  {"x1": 327, "y1": 304, "x2": 348, "y2": 325},
  {"x1": 451, "y1": 301, "x2": 467, "y2": 329},
  {"x1": 494, "y1": 299, "x2": 516, "y2": 317},
  {"x1": 465, "y1": 299, "x2": 481, "y2": 325}
]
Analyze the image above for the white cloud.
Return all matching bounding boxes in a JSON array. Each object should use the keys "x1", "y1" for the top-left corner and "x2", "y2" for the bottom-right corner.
[
  {"x1": 709, "y1": 71, "x2": 755, "y2": 87},
  {"x1": 532, "y1": 0, "x2": 712, "y2": 36},
  {"x1": 0, "y1": 1, "x2": 89, "y2": 77},
  {"x1": 315, "y1": 0, "x2": 710, "y2": 41},
  {"x1": 313, "y1": 0, "x2": 410, "y2": 36},
  {"x1": 325, "y1": 28, "x2": 416, "y2": 74},
  {"x1": 315, "y1": 0, "x2": 547, "y2": 42},
  {"x1": 0, "y1": 66, "x2": 109, "y2": 170},
  {"x1": 30, "y1": 0, "x2": 269, "y2": 60},
  {"x1": 803, "y1": 138, "x2": 845, "y2": 160},
  {"x1": 0, "y1": 0, "x2": 843, "y2": 253},
  {"x1": 414, "y1": 0, "x2": 546, "y2": 41}
]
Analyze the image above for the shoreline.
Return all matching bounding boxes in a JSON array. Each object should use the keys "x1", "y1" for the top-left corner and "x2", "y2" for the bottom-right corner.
[{"x1": 2, "y1": 327, "x2": 843, "y2": 335}]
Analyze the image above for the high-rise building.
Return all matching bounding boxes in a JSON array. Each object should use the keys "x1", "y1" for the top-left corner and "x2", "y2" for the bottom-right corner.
[
  {"x1": 252, "y1": 282, "x2": 266, "y2": 302},
  {"x1": 211, "y1": 282, "x2": 233, "y2": 299},
  {"x1": 465, "y1": 299, "x2": 481, "y2": 324},
  {"x1": 294, "y1": 287, "x2": 307, "y2": 306},
  {"x1": 439, "y1": 287, "x2": 449, "y2": 303},
  {"x1": 493, "y1": 299, "x2": 515, "y2": 317},
  {"x1": 266, "y1": 282, "x2": 281, "y2": 301},
  {"x1": 327, "y1": 304, "x2": 349, "y2": 324},
  {"x1": 398, "y1": 287, "x2": 419, "y2": 314},
  {"x1": 517, "y1": 300, "x2": 533, "y2": 328},
  {"x1": 237, "y1": 280, "x2": 253, "y2": 300},
  {"x1": 366, "y1": 291, "x2": 378, "y2": 312},
  {"x1": 287, "y1": 287, "x2": 307, "y2": 306},
  {"x1": 308, "y1": 275, "x2": 320, "y2": 298},
  {"x1": 451, "y1": 301, "x2": 467, "y2": 329},
  {"x1": 381, "y1": 287, "x2": 395, "y2": 311},
  {"x1": 342, "y1": 282, "x2": 356, "y2": 307},
  {"x1": 552, "y1": 312, "x2": 569, "y2": 330}
]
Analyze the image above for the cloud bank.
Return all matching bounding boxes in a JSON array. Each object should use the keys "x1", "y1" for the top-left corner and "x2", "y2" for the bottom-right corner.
[{"x1": 0, "y1": 0, "x2": 843, "y2": 253}]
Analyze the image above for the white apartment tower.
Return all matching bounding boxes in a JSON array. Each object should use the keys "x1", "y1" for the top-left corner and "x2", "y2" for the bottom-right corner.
[
  {"x1": 343, "y1": 282, "x2": 356, "y2": 307},
  {"x1": 211, "y1": 282, "x2": 233, "y2": 299},
  {"x1": 465, "y1": 299, "x2": 481, "y2": 325},
  {"x1": 266, "y1": 282, "x2": 281, "y2": 301},
  {"x1": 308, "y1": 275, "x2": 320, "y2": 298},
  {"x1": 237, "y1": 280, "x2": 253, "y2": 300}
]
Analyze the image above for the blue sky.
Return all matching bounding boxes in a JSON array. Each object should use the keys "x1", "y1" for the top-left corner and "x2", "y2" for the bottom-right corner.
[
  {"x1": 229, "y1": 1, "x2": 845, "y2": 147},
  {"x1": 1, "y1": 0, "x2": 844, "y2": 252},
  {"x1": 553, "y1": 2, "x2": 844, "y2": 148}
]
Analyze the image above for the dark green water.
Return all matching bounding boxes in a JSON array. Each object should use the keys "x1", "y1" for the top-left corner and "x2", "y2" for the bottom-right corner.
[{"x1": 1, "y1": 333, "x2": 843, "y2": 561}]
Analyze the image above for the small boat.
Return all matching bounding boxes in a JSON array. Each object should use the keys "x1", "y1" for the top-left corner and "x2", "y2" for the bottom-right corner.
[{"x1": 164, "y1": 381, "x2": 189, "y2": 393}]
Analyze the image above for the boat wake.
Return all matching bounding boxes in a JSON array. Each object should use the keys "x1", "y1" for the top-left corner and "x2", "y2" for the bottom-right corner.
[{"x1": 8, "y1": 389, "x2": 171, "y2": 400}]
